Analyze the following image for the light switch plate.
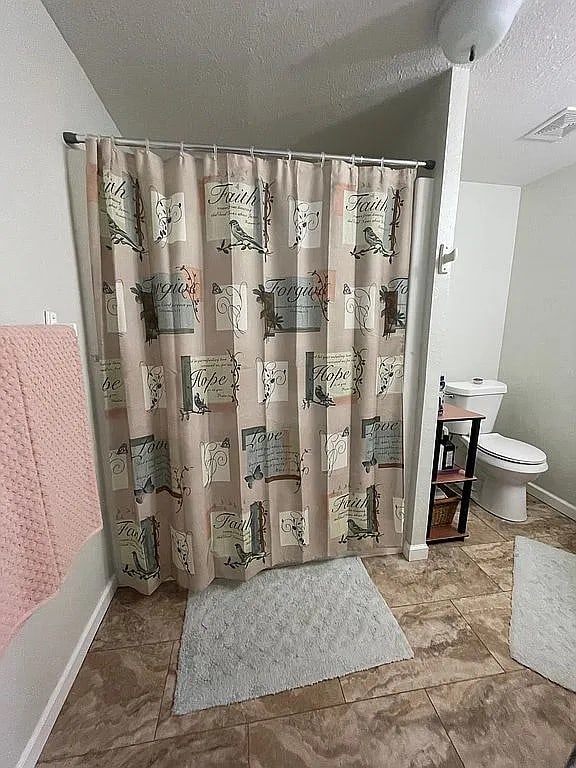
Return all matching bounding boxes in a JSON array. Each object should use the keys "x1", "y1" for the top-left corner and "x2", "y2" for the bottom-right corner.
[{"x1": 43, "y1": 310, "x2": 58, "y2": 325}]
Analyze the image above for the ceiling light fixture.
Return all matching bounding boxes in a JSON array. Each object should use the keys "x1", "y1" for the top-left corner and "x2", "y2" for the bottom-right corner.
[{"x1": 436, "y1": 0, "x2": 525, "y2": 65}]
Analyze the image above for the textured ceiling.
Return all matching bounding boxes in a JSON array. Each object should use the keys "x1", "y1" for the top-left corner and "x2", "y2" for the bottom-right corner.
[
  {"x1": 463, "y1": 0, "x2": 576, "y2": 185},
  {"x1": 43, "y1": 0, "x2": 576, "y2": 186}
]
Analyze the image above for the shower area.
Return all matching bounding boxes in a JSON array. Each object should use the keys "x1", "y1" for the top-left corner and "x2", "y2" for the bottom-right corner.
[{"x1": 78, "y1": 135, "x2": 432, "y2": 594}]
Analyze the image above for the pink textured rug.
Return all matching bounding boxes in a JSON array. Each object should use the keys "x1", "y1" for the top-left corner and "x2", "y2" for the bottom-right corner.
[{"x1": 0, "y1": 325, "x2": 102, "y2": 654}]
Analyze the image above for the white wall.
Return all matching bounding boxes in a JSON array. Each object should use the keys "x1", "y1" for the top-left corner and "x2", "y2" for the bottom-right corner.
[
  {"x1": 375, "y1": 68, "x2": 471, "y2": 557},
  {"x1": 498, "y1": 163, "x2": 576, "y2": 508},
  {"x1": 0, "y1": 2, "x2": 118, "y2": 765},
  {"x1": 444, "y1": 182, "x2": 521, "y2": 381}
]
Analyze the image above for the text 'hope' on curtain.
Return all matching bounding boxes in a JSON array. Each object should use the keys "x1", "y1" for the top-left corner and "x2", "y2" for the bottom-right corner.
[{"x1": 85, "y1": 137, "x2": 415, "y2": 593}]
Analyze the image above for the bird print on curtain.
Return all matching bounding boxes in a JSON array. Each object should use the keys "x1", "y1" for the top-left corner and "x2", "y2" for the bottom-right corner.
[{"x1": 85, "y1": 138, "x2": 415, "y2": 594}]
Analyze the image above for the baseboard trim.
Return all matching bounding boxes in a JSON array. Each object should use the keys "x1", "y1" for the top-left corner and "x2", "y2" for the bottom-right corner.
[
  {"x1": 528, "y1": 483, "x2": 576, "y2": 522},
  {"x1": 402, "y1": 541, "x2": 429, "y2": 561},
  {"x1": 16, "y1": 577, "x2": 117, "y2": 768}
]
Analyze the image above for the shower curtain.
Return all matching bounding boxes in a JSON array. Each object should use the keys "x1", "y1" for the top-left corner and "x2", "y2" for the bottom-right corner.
[{"x1": 85, "y1": 137, "x2": 415, "y2": 593}]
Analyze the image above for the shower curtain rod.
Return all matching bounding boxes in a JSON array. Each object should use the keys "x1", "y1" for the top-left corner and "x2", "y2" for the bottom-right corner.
[{"x1": 62, "y1": 132, "x2": 435, "y2": 170}]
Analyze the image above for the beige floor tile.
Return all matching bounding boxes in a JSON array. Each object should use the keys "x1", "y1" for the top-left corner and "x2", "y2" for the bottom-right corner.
[
  {"x1": 432, "y1": 513, "x2": 507, "y2": 551},
  {"x1": 249, "y1": 690, "x2": 463, "y2": 767},
  {"x1": 37, "y1": 725, "x2": 248, "y2": 767},
  {"x1": 462, "y1": 541, "x2": 514, "y2": 591},
  {"x1": 340, "y1": 601, "x2": 502, "y2": 702},
  {"x1": 155, "y1": 642, "x2": 344, "y2": 739},
  {"x1": 460, "y1": 513, "x2": 507, "y2": 546},
  {"x1": 39, "y1": 643, "x2": 172, "y2": 761},
  {"x1": 92, "y1": 581, "x2": 187, "y2": 650},
  {"x1": 363, "y1": 546, "x2": 500, "y2": 606},
  {"x1": 473, "y1": 498, "x2": 576, "y2": 546},
  {"x1": 428, "y1": 670, "x2": 576, "y2": 768},
  {"x1": 451, "y1": 592, "x2": 522, "y2": 672},
  {"x1": 532, "y1": 529, "x2": 576, "y2": 554}
]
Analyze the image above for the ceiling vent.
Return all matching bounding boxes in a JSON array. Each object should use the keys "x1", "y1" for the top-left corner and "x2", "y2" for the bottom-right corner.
[{"x1": 524, "y1": 107, "x2": 576, "y2": 142}]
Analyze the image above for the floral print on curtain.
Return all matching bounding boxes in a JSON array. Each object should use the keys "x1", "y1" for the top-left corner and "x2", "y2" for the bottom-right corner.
[{"x1": 85, "y1": 138, "x2": 416, "y2": 594}]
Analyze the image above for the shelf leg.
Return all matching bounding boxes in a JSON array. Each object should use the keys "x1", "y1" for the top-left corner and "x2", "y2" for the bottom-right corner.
[
  {"x1": 427, "y1": 419, "x2": 444, "y2": 538},
  {"x1": 458, "y1": 417, "x2": 481, "y2": 534}
]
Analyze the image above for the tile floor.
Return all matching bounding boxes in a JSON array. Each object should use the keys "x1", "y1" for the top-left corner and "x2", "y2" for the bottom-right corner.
[{"x1": 37, "y1": 497, "x2": 576, "y2": 767}]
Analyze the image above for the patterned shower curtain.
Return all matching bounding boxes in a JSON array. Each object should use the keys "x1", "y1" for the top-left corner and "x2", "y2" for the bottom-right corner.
[{"x1": 85, "y1": 137, "x2": 415, "y2": 594}]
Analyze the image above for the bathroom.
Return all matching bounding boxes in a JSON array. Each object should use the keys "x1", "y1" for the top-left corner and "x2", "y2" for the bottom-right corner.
[
  {"x1": 1, "y1": 1, "x2": 576, "y2": 767},
  {"x1": 441, "y1": 169, "x2": 576, "y2": 527}
]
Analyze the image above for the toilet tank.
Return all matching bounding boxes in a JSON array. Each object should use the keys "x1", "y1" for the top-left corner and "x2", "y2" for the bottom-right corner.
[{"x1": 445, "y1": 379, "x2": 507, "y2": 434}]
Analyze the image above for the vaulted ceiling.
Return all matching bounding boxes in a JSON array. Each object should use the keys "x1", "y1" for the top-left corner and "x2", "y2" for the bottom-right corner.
[{"x1": 43, "y1": 0, "x2": 576, "y2": 186}]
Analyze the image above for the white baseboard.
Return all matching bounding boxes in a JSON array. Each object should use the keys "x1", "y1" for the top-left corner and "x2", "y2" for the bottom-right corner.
[
  {"x1": 16, "y1": 577, "x2": 117, "y2": 768},
  {"x1": 528, "y1": 483, "x2": 576, "y2": 522},
  {"x1": 402, "y1": 541, "x2": 429, "y2": 561}
]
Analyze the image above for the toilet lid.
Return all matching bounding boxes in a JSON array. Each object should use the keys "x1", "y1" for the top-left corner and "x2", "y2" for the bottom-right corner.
[{"x1": 477, "y1": 434, "x2": 546, "y2": 465}]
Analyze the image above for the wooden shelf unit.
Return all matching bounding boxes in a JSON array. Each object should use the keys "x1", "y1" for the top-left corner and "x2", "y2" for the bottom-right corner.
[
  {"x1": 427, "y1": 524, "x2": 470, "y2": 544},
  {"x1": 432, "y1": 466, "x2": 476, "y2": 484},
  {"x1": 427, "y1": 403, "x2": 485, "y2": 544}
]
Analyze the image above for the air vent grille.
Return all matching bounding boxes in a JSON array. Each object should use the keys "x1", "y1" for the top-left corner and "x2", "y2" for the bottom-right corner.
[{"x1": 524, "y1": 107, "x2": 576, "y2": 142}]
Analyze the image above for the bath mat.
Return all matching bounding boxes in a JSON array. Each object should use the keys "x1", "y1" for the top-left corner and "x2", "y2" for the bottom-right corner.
[
  {"x1": 174, "y1": 557, "x2": 413, "y2": 713},
  {"x1": 510, "y1": 536, "x2": 576, "y2": 692}
]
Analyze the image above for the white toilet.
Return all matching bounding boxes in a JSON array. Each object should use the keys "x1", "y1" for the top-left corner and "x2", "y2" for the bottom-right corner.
[{"x1": 445, "y1": 379, "x2": 548, "y2": 522}]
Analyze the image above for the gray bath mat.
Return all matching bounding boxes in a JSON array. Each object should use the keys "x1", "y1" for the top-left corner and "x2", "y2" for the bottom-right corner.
[
  {"x1": 510, "y1": 536, "x2": 576, "y2": 692},
  {"x1": 174, "y1": 557, "x2": 413, "y2": 713}
]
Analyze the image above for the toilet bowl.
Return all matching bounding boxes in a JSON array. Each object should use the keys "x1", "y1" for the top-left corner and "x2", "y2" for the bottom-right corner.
[
  {"x1": 460, "y1": 433, "x2": 548, "y2": 522},
  {"x1": 445, "y1": 378, "x2": 548, "y2": 523}
]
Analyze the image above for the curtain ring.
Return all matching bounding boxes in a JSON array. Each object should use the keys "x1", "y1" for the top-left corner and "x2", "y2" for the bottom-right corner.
[
  {"x1": 287, "y1": 149, "x2": 293, "y2": 163},
  {"x1": 179, "y1": 141, "x2": 185, "y2": 159},
  {"x1": 380, "y1": 157, "x2": 385, "y2": 170},
  {"x1": 350, "y1": 153, "x2": 356, "y2": 166},
  {"x1": 213, "y1": 143, "x2": 218, "y2": 161},
  {"x1": 145, "y1": 138, "x2": 150, "y2": 154},
  {"x1": 359, "y1": 155, "x2": 364, "y2": 165},
  {"x1": 320, "y1": 152, "x2": 326, "y2": 169},
  {"x1": 250, "y1": 146, "x2": 255, "y2": 161}
]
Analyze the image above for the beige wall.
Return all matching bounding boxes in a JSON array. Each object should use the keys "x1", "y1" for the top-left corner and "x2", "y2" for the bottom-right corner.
[
  {"x1": 498, "y1": 163, "x2": 576, "y2": 508},
  {"x1": 0, "y1": 2, "x2": 117, "y2": 765},
  {"x1": 445, "y1": 182, "x2": 521, "y2": 382}
]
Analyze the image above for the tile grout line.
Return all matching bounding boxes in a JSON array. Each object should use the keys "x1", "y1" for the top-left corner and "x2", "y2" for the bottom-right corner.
[
  {"x1": 424, "y1": 668, "x2": 524, "y2": 696},
  {"x1": 153, "y1": 640, "x2": 175, "y2": 740},
  {"x1": 423, "y1": 687, "x2": 466, "y2": 768},
  {"x1": 48, "y1": 672, "x2": 527, "y2": 763},
  {"x1": 449, "y1": 598, "x2": 507, "y2": 674},
  {"x1": 457, "y1": 546, "x2": 508, "y2": 593},
  {"x1": 387, "y1": 587, "x2": 503, "y2": 609},
  {"x1": 90, "y1": 636, "x2": 183, "y2": 654}
]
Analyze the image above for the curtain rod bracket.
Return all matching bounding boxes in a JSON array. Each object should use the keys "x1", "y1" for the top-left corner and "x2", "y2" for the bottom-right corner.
[{"x1": 63, "y1": 131, "x2": 80, "y2": 145}]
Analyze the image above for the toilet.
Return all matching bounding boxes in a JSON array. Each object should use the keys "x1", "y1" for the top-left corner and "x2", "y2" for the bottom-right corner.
[{"x1": 445, "y1": 379, "x2": 548, "y2": 522}]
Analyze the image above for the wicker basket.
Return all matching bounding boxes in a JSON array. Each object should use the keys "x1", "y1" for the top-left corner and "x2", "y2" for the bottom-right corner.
[{"x1": 431, "y1": 484, "x2": 460, "y2": 527}]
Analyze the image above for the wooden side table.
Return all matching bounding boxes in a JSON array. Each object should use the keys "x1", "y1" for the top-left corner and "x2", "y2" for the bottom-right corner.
[{"x1": 427, "y1": 403, "x2": 485, "y2": 544}]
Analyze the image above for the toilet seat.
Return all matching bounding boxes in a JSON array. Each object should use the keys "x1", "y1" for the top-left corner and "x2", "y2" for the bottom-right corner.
[
  {"x1": 462, "y1": 433, "x2": 547, "y2": 466},
  {"x1": 477, "y1": 433, "x2": 546, "y2": 465}
]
